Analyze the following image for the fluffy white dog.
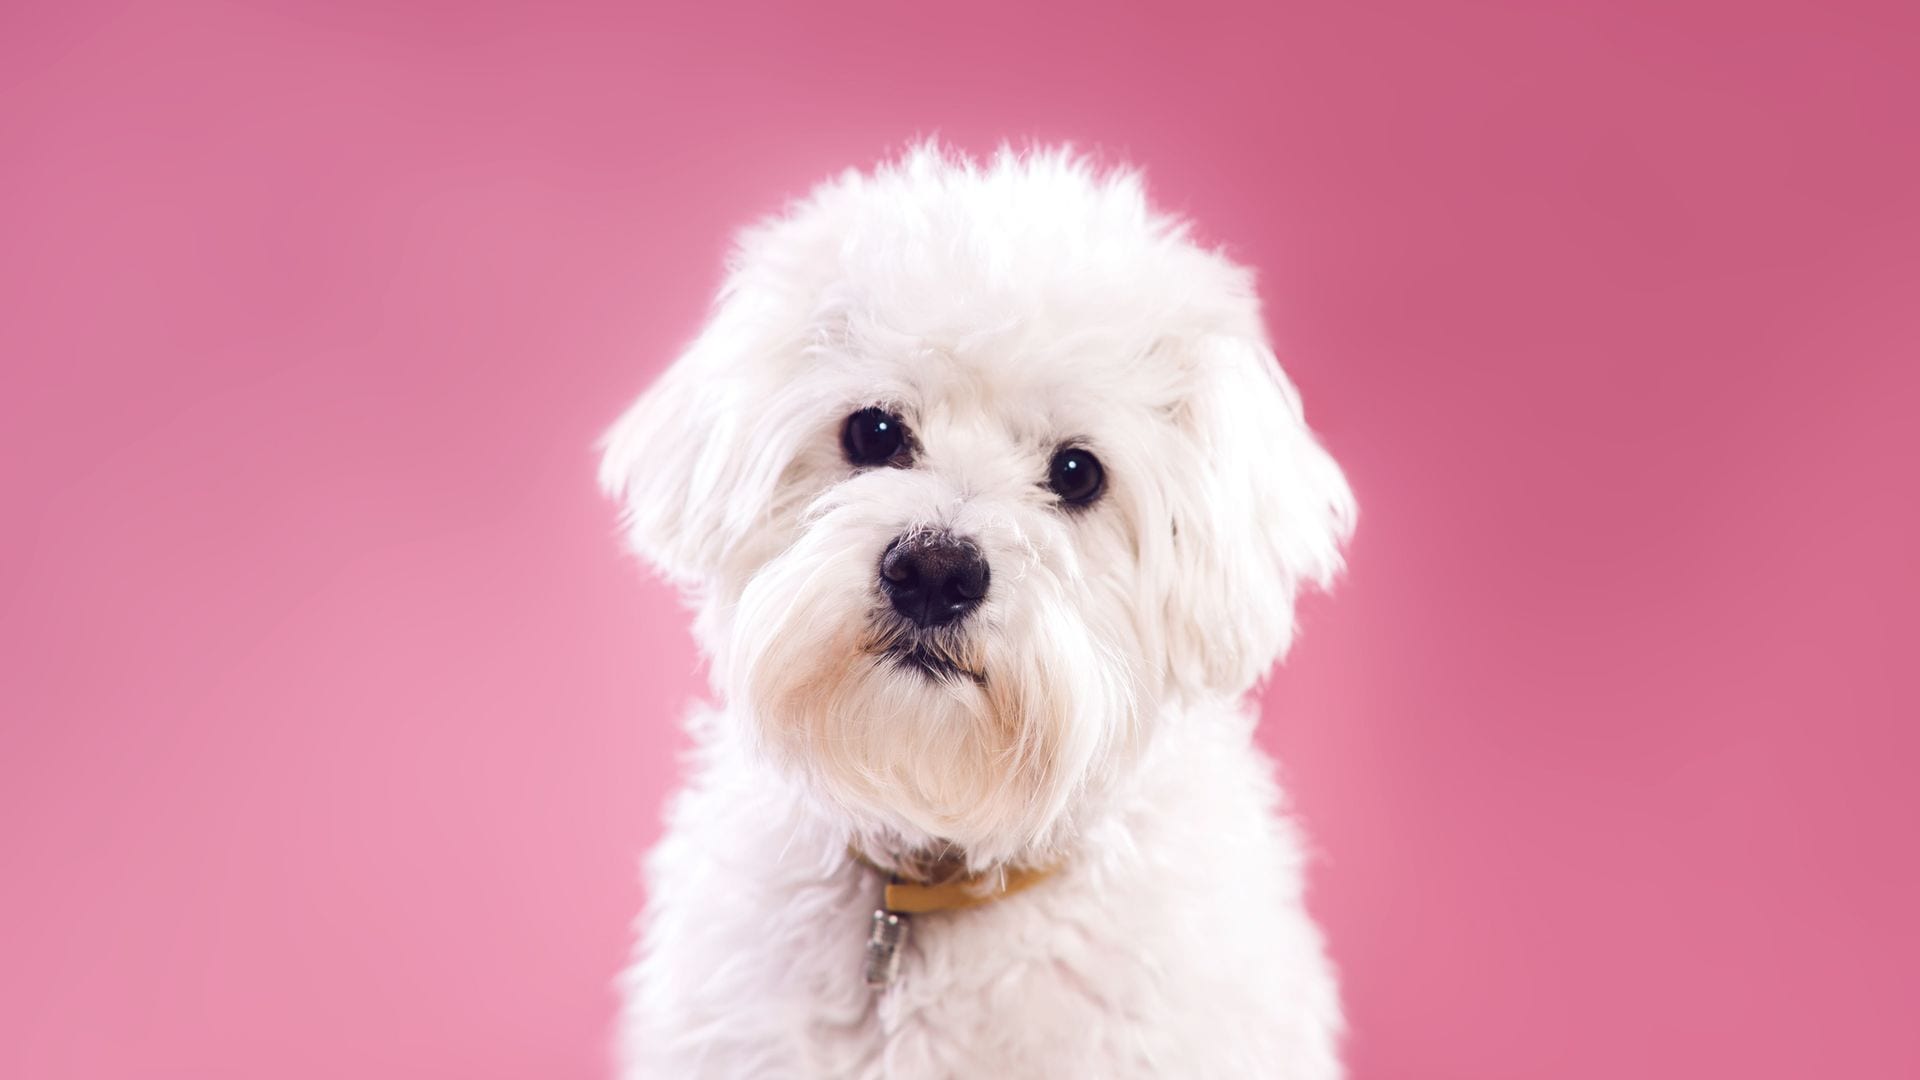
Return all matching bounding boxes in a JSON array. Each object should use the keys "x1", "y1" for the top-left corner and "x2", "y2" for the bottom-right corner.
[{"x1": 600, "y1": 143, "x2": 1356, "y2": 1079}]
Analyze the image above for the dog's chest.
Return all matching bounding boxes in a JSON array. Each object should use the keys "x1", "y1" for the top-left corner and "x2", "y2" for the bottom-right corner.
[
  {"x1": 624, "y1": 721, "x2": 1342, "y2": 1079},
  {"x1": 774, "y1": 877, "x2": 1193, "y2": 1078}
]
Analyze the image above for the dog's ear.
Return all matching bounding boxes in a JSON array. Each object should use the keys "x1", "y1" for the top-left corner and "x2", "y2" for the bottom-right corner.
[
  {"x1": 1159, "y1": 333, "x2": 1356, "y2": 695},
  {"x1": 598, "y1": 284, "x2": 804, "y2": 588}
]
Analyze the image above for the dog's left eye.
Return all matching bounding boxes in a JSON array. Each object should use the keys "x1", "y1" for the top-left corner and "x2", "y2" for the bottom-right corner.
[
  {"x1": 843, "y1": 407, "x2": 909, "y2": 466},
  {"x1": 1048, "y1": 446, "x2": 1105, "y2": 506}
]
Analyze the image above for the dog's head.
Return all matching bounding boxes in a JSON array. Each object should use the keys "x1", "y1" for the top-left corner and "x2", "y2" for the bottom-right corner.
[{"x1": 602, "y1": 146, "x2": 1353, "y2": 864}]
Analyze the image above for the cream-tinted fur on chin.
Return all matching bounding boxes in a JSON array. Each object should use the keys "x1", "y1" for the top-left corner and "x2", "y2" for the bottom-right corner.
[{"x1": 601, "y1": 143, "x2": 1356, "y2": 1078}]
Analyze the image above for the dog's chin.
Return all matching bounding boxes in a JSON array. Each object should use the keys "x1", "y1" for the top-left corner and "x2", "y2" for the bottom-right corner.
[{"x1": 734, "y1": 610, "x2": 1061, "y2": 855}]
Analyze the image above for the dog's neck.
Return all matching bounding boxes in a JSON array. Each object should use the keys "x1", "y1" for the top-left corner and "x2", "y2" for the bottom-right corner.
[
  {"x1": 849, "y1": 840, "x2": 974, "y2": 885},
  {"x1": 847, "y1": 828, "x2": 1071, "y2": 881},
  {"x1": 846, "y1": 839, "x2": 1058, "y2": 916}
]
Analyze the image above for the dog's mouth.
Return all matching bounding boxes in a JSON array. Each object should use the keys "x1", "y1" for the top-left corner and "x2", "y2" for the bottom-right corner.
[
  {"x1": 883, "y1": 641, "x2": 986, "y2": 686},
  {"x1": 871, "y1": 611, "x2": 990, "y2": 684},
  {"x1": 867, "y1": 617, "x2": 986, "y2": 686}
]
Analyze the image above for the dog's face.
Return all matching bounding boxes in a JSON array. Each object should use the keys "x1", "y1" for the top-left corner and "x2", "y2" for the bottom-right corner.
[{"x1": 603, "y1": 147, "x2": 1353, "y2": 863}]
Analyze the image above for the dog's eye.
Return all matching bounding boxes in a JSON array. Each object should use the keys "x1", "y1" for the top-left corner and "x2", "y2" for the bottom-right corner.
[
  {"x1": 1047, "y1": 447, "x2": 1105, "y2": 506},
  {"x1": 843, "y1": 407, "x2": 908, "y2": 466}
]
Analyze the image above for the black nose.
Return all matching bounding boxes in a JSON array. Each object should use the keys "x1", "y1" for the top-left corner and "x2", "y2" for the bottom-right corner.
[{"x1": 879, "y1": 532, "x2": 990, "y2": 628}]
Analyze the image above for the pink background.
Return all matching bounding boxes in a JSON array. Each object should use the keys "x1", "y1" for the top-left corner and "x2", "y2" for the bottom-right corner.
[{"x1": 4, "y1": 1, "x2": 1918, "y2": 1076}]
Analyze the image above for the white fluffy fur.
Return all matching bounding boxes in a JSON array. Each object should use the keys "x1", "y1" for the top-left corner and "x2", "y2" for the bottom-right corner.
[{"x1": 601, "y1": 143, "x2": 1356, "y2": 1078}]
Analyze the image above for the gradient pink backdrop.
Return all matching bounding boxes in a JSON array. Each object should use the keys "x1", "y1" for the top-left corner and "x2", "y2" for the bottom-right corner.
[{"x1": 4, "y1": 1, "x2": 1918, "y2": 1077}]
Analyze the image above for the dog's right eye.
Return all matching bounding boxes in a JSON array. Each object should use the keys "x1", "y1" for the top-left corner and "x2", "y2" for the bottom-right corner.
[{"x1": 842, "y1": 407, "x2": 909, "y2": 466}]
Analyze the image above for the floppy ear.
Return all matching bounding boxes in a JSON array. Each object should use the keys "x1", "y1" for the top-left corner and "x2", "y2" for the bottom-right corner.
[
  {"x1": 597, "y1": 285, "x2": 804, "y2": 589},
  {"x1": 1160, "y1": 333, "x2": 1356, "y2": 695}
]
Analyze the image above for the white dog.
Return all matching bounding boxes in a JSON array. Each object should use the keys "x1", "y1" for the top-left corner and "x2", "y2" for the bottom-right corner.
[{"x1": 600, "y1": 143, "x2": 1356, "y2": 1079}]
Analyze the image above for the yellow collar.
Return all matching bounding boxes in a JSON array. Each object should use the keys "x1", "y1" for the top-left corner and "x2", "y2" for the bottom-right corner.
[{"x1": 848, "y1": 845, "x2": 1057, "y2": 915}]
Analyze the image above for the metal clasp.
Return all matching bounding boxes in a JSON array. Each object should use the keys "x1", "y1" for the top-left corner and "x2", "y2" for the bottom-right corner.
[{"x1": 864, "y1": 908, "x2": 910, "y2": 989}]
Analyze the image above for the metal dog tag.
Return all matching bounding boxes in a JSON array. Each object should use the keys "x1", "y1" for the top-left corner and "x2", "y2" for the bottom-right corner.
[{"x1": 864, "y1": 909, "x2": 910, "y2": 989}]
